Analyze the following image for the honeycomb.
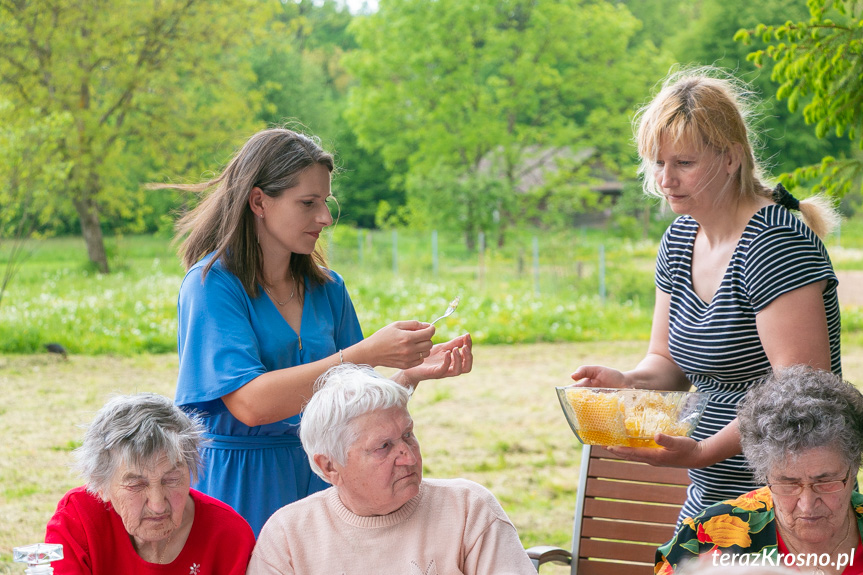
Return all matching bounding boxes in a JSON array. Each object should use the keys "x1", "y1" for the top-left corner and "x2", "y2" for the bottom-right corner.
[
  {"x1": 565, "y1": 388, "x2": 695, "y2": 448},
  {"x1": 565, "y1": 388, "x2": 627, "y2": 445}
]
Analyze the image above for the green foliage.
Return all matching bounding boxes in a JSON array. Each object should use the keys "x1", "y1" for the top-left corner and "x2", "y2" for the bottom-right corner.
[
  {"x1": 610, "y1": 181, "x2": 676, "y2": 240},
  {"x1": 0, "y1": 102, "x2": 76, "y2": 308},
  {"x1": 245, "y1": 0, "x2": 397, "y2": 230},
  {"x1": 616, "y1": 0, "x2": 697, "y2": 49},
  {"x1": 332, "y1": 129, "x2": 403, "y2": 229},
  {"x1": 665, "y1": 0, "x2": 853, "y2": 179},
  {"x1": 0, "y1": 0, "x2": 262, "y2": 271},
  {"x1": 345, "y1": 0, "x2": 671, "y2": 243},
  {"x1": 736, "y1": 0, "x2": 863, "y2": 199},
  {"x1": 251, "y1": 2, "x2": 345, "y2": 137},
  {"x1": 0, "y1": 102, "x2": 74, "y2": 237}
]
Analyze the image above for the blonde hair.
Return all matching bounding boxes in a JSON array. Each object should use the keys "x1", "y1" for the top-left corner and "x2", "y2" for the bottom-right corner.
[
  {"x1": 634, "y1": 66, "x2": 839, "y2": 237},
  {"x1": 158, "y1": 127, "x2": 335, "y2": 296}
]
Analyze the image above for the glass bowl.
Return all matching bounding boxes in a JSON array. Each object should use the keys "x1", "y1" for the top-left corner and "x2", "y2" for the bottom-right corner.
[{"x1": 555, "y1": 386, "x2": 710, "y2": 448}]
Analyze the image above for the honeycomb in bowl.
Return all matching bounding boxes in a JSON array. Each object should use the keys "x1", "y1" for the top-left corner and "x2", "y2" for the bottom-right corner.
[
  {"x1": 565, "y1": 388, "x2": 696, "y2": 448},
  {"x1": 564, "y1": 388, "x2": 627, "y2": 445}
]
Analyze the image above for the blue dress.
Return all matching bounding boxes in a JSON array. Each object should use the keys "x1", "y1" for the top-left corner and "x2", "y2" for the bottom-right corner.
[{"x1": 176, "y1": 254, "x2": 364, "y2": 536}]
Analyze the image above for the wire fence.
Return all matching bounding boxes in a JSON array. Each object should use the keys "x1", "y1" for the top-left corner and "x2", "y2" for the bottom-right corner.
[{"x1": 324, "y1": 226, "x2": 659, "y2": 306}]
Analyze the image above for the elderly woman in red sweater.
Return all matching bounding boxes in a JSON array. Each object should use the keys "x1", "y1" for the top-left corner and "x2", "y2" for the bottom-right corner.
[
  {"x1": 45, "y1": 393, "x2": 255, "y2": 574},
  {"x1": 247, "y1": 363, "x2": 535, "y2": 575}
]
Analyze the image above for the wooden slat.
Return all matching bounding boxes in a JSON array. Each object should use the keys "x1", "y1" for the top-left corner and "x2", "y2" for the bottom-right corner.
[
  {"x1": 532, "y1": 446, "x2": 692, "y2": 574},
  {"x1": 580, "y1": 517, "x2": 677, "y2": 544},
  {"x1": 589, "y1": 446, "x2": 623, "y2": 459},
  {"x1": 585, "y1": 477, "x2": 688, "y2": 504},
  {"x1": 580, "y1": 539, "x2": 659, "y2": 563},
  {"x1": 588, "y1": 458, "x2": 690, "y2": 484},
  {"x1": 576, "y1": 559, "x2": 655, "y2": 575},
  {"x1": 584, "y1": 498, "x2": 683, "y2": 524}
]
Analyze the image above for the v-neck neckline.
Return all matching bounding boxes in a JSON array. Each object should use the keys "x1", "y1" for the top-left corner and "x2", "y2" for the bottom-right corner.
[
  {"x1": 261, "y1": 277, "x2": 307, "y2": 342},
  {"x1": 684, "y1": 205, "x2": 771, "y2": 307}
]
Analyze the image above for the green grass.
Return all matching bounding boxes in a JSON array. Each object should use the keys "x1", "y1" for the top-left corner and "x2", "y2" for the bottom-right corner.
[
  {"x1": 0, "y1": 343, "x2": 634, "y2": 572},
  {"x1": 0, "y1": 227, "x2": 660, "y2": 355},
  {"x1": 0, "y1": 216, "x2": 862, "y2": 572},
  {"x1": 1, "y1": 215, "x2": 861, "y2": 356}
]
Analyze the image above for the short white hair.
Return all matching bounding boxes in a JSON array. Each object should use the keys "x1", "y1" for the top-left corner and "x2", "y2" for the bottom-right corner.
[{"x1": 300, "y1": 364, "x2": 412, "y2": 480}]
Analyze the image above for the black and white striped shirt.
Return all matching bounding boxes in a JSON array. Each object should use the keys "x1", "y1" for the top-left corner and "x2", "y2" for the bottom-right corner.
[{"x1": 656, "y1": 204, "x2": 841, "y2": 520}]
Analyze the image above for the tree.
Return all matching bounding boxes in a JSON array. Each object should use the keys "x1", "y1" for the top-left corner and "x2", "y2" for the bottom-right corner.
[
  {"x1": 344, "y1": 0, "x2": 670, "y2": 247},
  {"x1": 252, "y1": 0, "x2": 351, "y2": 137},
  {"x1": 665, "y1": 0, "x2": 853, "y2": 178},
  {"x1": 0, "y1": 0, "x2": 259, "y2": 272},
  {"x1": 615, "y1": 0, "x2": 695, "y2": 50},
  {"x1": 736, "y1": 0, "x2": 863, "y2": 199},
  {"x1": 0, "y1": 101, "x2": 72, "y2": 307},
  {"x1": 248, "y1": 0, "x2": 396, "y2": 229}
]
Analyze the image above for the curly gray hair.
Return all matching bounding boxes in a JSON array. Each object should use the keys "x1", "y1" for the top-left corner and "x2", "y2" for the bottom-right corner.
[
  {"x1": 74, "y1": 393, "x2": 206, "y2": 496},
  {"x1": 300, "y1": 363, "x2": 412, "y2": 480},
  {"x1": 738, "y1": 365, "x2": 863, "y2": 483}
]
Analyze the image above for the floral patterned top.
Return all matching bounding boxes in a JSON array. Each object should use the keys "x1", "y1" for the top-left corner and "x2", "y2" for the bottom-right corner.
[{"x1": 655, "y1": 487, "x2": 863, "y2": 574}]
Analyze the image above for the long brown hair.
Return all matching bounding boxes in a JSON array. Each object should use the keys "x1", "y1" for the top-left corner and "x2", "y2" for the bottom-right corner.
[
  {"x1": 634, "y1": 66, "x2": 839, "y2": 238},
  {"x1": 159, "y1": 128, "x2": 335, "y2": 296}
]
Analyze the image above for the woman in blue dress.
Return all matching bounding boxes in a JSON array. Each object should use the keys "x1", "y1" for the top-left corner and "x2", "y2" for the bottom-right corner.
[
  {"x1": 570, "y1": 67, "x2": 841, "y2": 521},
  {"x1": 167, "y1": 128, "x2": 473, "y2": 536}
]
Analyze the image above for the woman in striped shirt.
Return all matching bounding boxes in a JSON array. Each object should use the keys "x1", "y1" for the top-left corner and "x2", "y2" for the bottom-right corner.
[{"x1": 571, "y1": 66, "x2": 841, "y2": 521}]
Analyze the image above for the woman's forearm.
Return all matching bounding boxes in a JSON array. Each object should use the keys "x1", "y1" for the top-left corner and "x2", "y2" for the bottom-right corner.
[
  {"x1": 694, "y1": 418, "x2": 741, "y2": 468},
  {"x1": 222, "y1": 354, "x2": 344, "y2": 426},
  {"x1": 624, "y1": 353, "x2": 692, "y2": 391}
]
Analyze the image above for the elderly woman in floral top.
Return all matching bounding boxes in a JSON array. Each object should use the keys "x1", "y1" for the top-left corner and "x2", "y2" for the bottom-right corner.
[{"x1": 656, "y1": 366, "x2": 863, "y2": 575}]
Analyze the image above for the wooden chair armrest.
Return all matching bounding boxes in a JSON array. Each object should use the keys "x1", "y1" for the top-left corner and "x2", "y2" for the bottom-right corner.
[{"x1": 525, "y1": 545, "x2": 572, "y2": 570}]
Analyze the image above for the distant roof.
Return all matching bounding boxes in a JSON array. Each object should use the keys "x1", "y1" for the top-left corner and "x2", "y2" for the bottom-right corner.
[{"x1": 477, "y1": 144, "x2": 622, "y2": 193}]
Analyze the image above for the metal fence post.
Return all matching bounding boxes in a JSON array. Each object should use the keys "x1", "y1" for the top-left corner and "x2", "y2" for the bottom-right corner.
[
  {"x1": 392, "y1": 230, "x2": 398, "y2": 274},
  {"x1": 432, "y1": 230, "x2": 439, "y2": 276},
  {"x1": 532, "y1": 236, "x2": 540, "y2": 296},
  {"x1": 599, "y1": 244, "x2": 606, "y2": 302}
]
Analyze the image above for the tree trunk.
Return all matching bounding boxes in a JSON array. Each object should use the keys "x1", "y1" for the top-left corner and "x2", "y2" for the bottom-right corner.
[
  {"x1": 464, "y1": 228, "x2": 476, "y2": 251},
  {"x1": 73, "y1": 196, "x2": 109, "y2": 273}
]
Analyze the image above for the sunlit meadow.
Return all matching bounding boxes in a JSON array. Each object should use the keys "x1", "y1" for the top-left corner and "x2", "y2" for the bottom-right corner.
[
  {"x1": 3, "y1": 218, "x2": 862, "y2": 355},
  {"x1": 1, "y1": 220, "x2": 863, "y2": 572},
  {"x1": 0, "y1": 226, "x2": 666, "y2": 355}
]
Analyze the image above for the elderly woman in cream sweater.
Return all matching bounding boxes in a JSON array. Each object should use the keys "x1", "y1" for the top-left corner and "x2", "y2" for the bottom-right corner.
[{"x1": 246, "y1": 363, "x2": 535, "y2": 575}]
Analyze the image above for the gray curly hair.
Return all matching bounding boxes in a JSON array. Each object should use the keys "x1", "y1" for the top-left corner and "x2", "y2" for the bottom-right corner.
[
  {"x1": 74, "y1": 393, "x2": 207, "y2": 496},
  {"x1": 738, "y1": 365, "x2": 863, "y2": 483}
]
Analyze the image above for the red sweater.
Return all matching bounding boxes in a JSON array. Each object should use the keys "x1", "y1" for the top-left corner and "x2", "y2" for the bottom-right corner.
[{"x1": 46, "y1": 486, "x2": 255, "y2": 575}]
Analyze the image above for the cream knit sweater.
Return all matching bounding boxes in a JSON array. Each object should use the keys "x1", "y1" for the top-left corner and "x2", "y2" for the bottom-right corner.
[{"x1": 246, "y1": 478, "x2": 536, "y2": 575}]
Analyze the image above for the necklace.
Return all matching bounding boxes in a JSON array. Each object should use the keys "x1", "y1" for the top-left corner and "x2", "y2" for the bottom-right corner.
[
  {"x1": 263, "y1": 274, "x2": 295, "y2": 306},
  {"x1": 782, "y1": 508, "x2": 855, "y2": 575},
  {"x1": 156, "y1": 532, "x2": 173, "y2": 564}
]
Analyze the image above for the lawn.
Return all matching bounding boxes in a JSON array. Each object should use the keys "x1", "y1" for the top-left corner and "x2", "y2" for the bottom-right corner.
[
  {"x1": 3, "y1": 342, "x2": 863, "y2": 573},
  {"x1": 2, "y1": 220, "x2": 862, "y2": 356},
  {"x1": 1, "y1": 222, "x2": 862, "y2": 572},
  {"x1": 0, "y1": 227, "x2": 664, "y2": 356},
  {"x1": 0, "y1": 342, "x2": 641, "y2": 573}
]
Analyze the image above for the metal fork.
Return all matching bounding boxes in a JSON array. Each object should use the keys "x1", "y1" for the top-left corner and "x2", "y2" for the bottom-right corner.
[{"x1": 430, "y1": 296, "x2": 460, "y2": 325}]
